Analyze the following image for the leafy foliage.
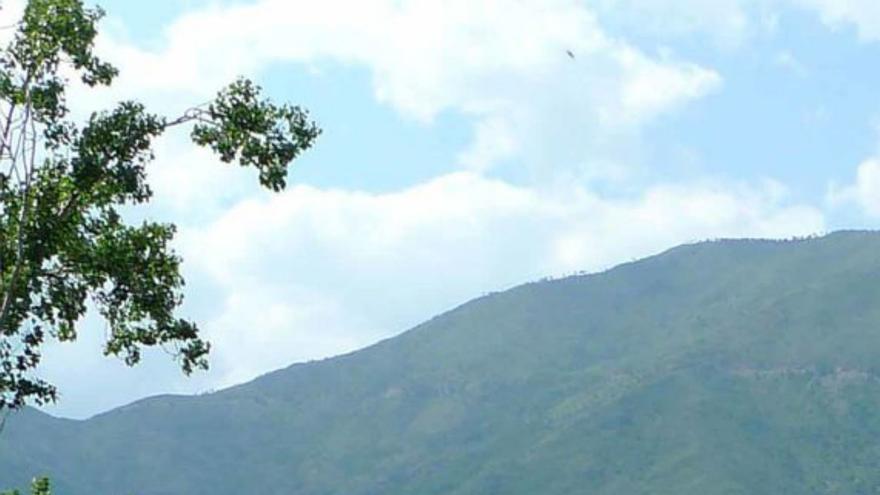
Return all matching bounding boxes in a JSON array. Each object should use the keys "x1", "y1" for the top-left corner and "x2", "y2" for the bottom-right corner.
[
  {"x1": 191, "y1": 78, "x2": 320, "y2": 192},
  {"x1": 2, "y1": 477, "x2": 50, "y2": 495},
  {"x1": 0, "y1": 0, "x2": 320, "y2": 409}
]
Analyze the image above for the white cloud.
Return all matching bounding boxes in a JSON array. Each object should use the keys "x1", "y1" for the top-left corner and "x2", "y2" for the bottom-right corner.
[
  {"x1": 170, "y1": 172, "x2": 824, "y2": 390},
  {"x1": 39, "y1": 171, "x2": 824, "y2": 418},
  {"x1": 457, "y1": 117, "x2": 518, "y2": 172},
  {"x1": 79, "y1": 0, "x2": 720, "y2": 178},
  {"x1": 94, "y1": 0, "x2": 716, "y2": 115},
  {"x1": 792, "y1": 0, "x2": 880, "y2": 41},
  {"x1": 0, "y1": 0, "x2": 24, "y2": 42},
  {"x1": 828, "y1": 158, "x2": 880, "y2": 217},
  {"x1": 589, "y1": 0, "x2": 754, "y2": 47}
]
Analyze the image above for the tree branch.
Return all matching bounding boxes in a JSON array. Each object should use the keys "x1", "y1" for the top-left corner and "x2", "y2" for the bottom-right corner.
[{"x1": 0, "y1": 84, "x2": 35, "y2": 334}]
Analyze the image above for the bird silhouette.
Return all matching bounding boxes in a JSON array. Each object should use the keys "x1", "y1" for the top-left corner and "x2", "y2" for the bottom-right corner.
[{"x1": 566, "y1": 50, "x2": 575, "y2": 59}]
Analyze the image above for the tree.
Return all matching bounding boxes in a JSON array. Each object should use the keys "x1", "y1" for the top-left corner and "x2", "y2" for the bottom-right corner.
[
  {"x1": 1, "y1": 477, "x2": 50, "y2": 495},
  {"x1": 0, "y1": 0, "x2": 321, "y2": 410}
]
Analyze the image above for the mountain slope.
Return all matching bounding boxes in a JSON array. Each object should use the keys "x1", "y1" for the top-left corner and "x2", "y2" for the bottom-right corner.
[{"x1": 3, "y1": 231, "x2": 880, "y2": 494}]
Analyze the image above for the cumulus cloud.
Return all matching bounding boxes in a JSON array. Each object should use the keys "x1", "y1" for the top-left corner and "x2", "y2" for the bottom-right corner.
[
  {"x1": 38, "y1": 171, "x2": 825, "y2": 418},
  {"x1": 828, "y1": 159, "x2": 880, "y2": 217},
  {"x1": 92, "y1": 0, "x2": 719, "y2": 115},
  {"x1": 76, "y1": 0, "x2": 721, "y2": 179},
  {"x1": 172, "y1": 173, "x2": 824, "y2": 389}
]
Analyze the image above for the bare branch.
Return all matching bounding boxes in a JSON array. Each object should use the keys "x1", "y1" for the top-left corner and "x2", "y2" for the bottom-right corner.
[{"x1": 0, "y1": 82, "x2": 34, "y2": 334}]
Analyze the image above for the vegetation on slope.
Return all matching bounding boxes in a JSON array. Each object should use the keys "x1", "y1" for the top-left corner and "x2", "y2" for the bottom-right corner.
[{"x1": 3, "y1": 232, "x2": 880, "y2": 494}]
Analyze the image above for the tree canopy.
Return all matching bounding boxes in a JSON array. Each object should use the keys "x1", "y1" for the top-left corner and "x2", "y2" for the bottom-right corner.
[
  {"x1": 0, "y1": 0, "x2": 321, "y2": 410},
  {"x1": 1, "y1": 477, "x2": 49, "y2": 495}
]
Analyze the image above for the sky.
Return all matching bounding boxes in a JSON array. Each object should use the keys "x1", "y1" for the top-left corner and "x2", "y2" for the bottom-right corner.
[{"x1": 9, "y1": 0, "x2": 880, "y2": 418}]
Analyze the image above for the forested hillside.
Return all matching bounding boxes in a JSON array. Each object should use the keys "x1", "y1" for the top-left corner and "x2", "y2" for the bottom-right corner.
[{"x1": 4, "y1": 232, "x2": 880, "y2": 494}]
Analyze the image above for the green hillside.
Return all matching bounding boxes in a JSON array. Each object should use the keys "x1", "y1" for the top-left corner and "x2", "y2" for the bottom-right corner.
[{"x1": 4, "y1": 231, "x2": 880, "y2": 494}]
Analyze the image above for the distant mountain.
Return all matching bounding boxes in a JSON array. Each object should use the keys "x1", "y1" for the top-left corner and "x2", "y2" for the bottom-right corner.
[{"x1": 4, "y1": 231, "x2": 880, "y2": 494}]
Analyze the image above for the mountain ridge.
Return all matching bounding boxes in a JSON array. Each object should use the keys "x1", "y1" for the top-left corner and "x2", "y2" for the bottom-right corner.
[
  {"x1": 4, "y1": 230, "x2": 880, "y2": 494},
  {"x1": 26, "y1": 231, "x2": 858, "y2": 422}
]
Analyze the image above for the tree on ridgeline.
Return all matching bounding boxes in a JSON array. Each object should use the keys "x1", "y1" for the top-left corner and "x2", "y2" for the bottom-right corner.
[{"x1": 1, "y1": 477, "x2": 49, "y2": 495}]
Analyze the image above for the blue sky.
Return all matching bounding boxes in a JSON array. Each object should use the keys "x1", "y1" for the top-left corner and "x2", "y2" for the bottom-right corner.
[{"x1": 12, "y1": 0, "x2": 880, "y2": 418}]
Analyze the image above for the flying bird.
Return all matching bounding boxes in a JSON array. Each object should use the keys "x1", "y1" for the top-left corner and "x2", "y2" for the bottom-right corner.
[{"x1": 566, "y1": 50, "x2": 575, "y2": 59}]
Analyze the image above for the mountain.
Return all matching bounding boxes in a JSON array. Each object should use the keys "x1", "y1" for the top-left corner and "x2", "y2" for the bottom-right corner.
[{"x1": 4, "y1": 231, "x2": 880, "y2": 494}]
